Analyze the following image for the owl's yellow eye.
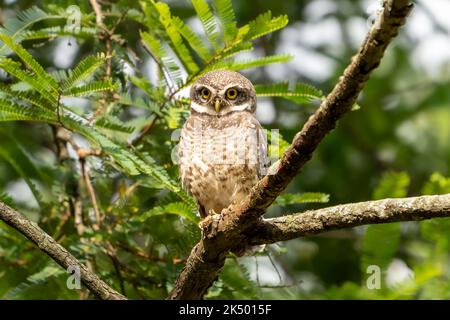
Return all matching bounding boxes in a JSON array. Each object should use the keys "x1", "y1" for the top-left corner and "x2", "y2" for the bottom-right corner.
[
  {"x1": 200, "y1": 88, "x2": 211, "y2": 100},
  {"x1": 226, "y1": 88, "x2": 238, "y2": 100}
]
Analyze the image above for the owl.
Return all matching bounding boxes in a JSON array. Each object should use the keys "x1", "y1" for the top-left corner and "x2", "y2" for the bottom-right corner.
[{"x1": 178, "y1": 70, "x2": 268, "y2": 219}]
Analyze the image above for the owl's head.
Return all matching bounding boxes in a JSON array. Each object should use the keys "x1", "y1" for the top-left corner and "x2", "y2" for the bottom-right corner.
[{"x1": 189, "y1": 70, "x2": 256, "y2": 116}]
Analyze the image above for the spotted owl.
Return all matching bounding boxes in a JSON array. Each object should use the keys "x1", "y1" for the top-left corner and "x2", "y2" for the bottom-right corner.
[{"x1": 178, "y1": 70, "x2": 268, "y2": 219}]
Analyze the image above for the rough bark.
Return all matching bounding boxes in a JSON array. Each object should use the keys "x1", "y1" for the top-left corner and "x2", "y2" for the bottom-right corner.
[
  {"x1": 247, "y1": 194, "x2": 450, "y2": 245},
  {"x1": 0, "y1": 201, "x2": 126, "y2": 300},
  {"x1": 168, "y1": 0, "x2": 414, "y2": 300}
]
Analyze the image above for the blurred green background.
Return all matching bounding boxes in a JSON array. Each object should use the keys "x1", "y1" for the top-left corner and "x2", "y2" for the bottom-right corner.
[{"x1": 0, "y1": 0, "x2": 449, "y2": 299}]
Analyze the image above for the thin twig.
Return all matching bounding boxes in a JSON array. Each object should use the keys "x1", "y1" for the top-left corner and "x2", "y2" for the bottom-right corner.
[
  {"x1": 90, "y1": 0, "x2": 104, "y2": 27},
  {"x1": 266, "y1": 250, "x2": 283, "y2": 285},
  {"x1": 80, "y1": 158, "x2": 102, "y2": 229},
  {"x1": 128, "y1": 115, "x2": 158, "y2": 147}
]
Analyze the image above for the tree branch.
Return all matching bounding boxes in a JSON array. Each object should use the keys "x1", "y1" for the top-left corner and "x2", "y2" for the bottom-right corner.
[
  {"x1": 247, "y1": 194, "x2": 450, "y2": 245},
  {"x1": 168, "y1": 0, "x2": 413, "y2": 300},
  {"x1": 0, "y1": 201, "x2": 126, "y2": 300}
]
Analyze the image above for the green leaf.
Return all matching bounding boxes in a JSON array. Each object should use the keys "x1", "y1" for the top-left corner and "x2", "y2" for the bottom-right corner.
[
  {"x1": 95, "y1": 116, "x2": 136, "y2": 134},
  {"x1": 229, "y1": 54, "x2": 292, "y2": 71},
  {"x1": 63, "y1": 80, "x2": 118, "y2": 97},
  {"x1": 21, "y1": 26, "x2": 96, "y2": 41},
  {"x1": 0, "y1": 98, "x2": 55, "y2": 122},
  {"x1": 361, "y1": 223, "x2": 401, "y2": 274},
  {"x1": 130, "y1": 151, "x2": 195, "y2": 207},
  {"x1": 137, "y1": 201, "x2": 199, "y2": 224},
  {"x1": 352, "y1": 102, "x2": 361, "y2": 111},
  {"x1": 221, "y1": 42, "x2": 253, "y2": 60},
  {"x1": 0, "y1": 58, "x2": 57, "y2": 105},
  {"x1": 151, "y1": 1, "x2": 199, "y2": 74},
  {"x1": 255, "y1": 82, "x2": 323, "y2": 104},
  {"x1": 242, "y1": 11, "x2": 289, "y2": 42},
  {"x1": 171, "y1": 16, "x2": 212, "y2": 62},
  {"x1": 373, "y1": 171, "x2": 410, "y2": 200},
  {"x1": 0, "y1": 6, "x2": 56, "y2": 53},
  {"x1": 266, "y1": 129, "x2": 290, "y2": 158},
  {"x1": 0, "y1": 34, "x2": 58, "y2": 91},
  {"x1": 3, "y1": 263, "x2": 64, "y2": 299},
  {"x1": 192, "y1": 0, "x2": 220, "y2": 49},
  {"x1": 140, "y1": 31, "x2": 183, "y2": 88},
  {"x1": 128, "y1": 76, "x2": 165, "y2": 102},
  {"x1": 64, "y1": 116, "x2": 194, "y2": 206},
  {"x1": 218, "y1": 258, "x2": 258, "y2": 299},
  {"x1": 165, "y1": 104, "x2": 183, "y2": 129},
  {"x1": 0, "y1": 100, "x2": 192, "y2": 206},
  {"x1": 0, "y1": 84, "x2": 52, "y2": 110},
  {"x1": 273, "y1": 193, "x2": 330, "y2": 206},
  {"x1": 422, "y1": 173, "x2": 450, "y2": 195},
  {"x1": 0, "y1": 193, "x2": 15, "y2": 207},
  {"x1": 61, "y1": 53, "x2": 108, "y2": 90},
  {"x1": 115, "y1": 93, "x2": 161, "y2": 114},
  {"x1": 205, "y1": 54, "x2": 292, "y2": 74},
  {"x1": 421, "y1": 173, "x2": 450, "y2": 252},
  {"x1": 0, "y1": 142, "x2": 45, "y2": 209},
  {"x1": 212, "y1": 0, "x2": 238, "y2": 44}
]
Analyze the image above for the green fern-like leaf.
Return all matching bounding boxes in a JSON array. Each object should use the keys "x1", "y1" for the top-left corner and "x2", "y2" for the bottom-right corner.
[
  {"x1": 21, "y1": 26, "x2": 96, "y2": 41},
  {"x1": 0, "y1": 84, "x2": 52, "y2": 110},
  {"x1": 136, "y1": 201, "x2": 199, "y2": 224},
  {"x1": 228, "y1": 54, "x2": 292, "y2": 71},
  {"x1": 57, "y1": 116, "x2": 193, "y2": 206},
  {"x1": 61, "y1": 53, "x2": 108, "y2": 90},
  {"x1": 3, "y1": 263, "x2": 64, "y2": 299},
  {"x1": 0, "y1": 98, "x2": 55, "y2": 122},
  {"x1": 0, "y1": 143, "x2": 46, "y2": 208},
  {"x1": 127, "y1": 76, "x2": 166, "y2": 104},
  {"x1": 140, "y1": 31, "x2": 184, "y2": 88},
  {"x1": 242, "y1": 11, "x2": 289, "y2": 42},
  {"x1": 255, "y1": 81, "x2": 323, "y2": 104},
  {"x1": 421, "y1": 175, "x2": 450, "y2": 252},
  {"x1": 221, "y1": 42, "x2": 253, "y2": 60},
  {"x1": 0, "y1": 34, "x2": 58, "y2": 91},
  {"x1": 63, "y1": 80, "x2": 118, "y2": 97},
  {"x1": 164, "y1": 103, "x2": 184, "y2": 129},
  {"x1": 115, "y1": 93, "x2": 161, "y2": 114},
  {"x1": 265, "y1": 129, "x2": 290, "y2": 158},
  {"x1": 0, "y1": 6, "x2": 57, "y2": 53},
  {"x1": 373, "y1": 171, "x2": 410, "y2": 200},
  {"x1": 212, "y1": 0, "x2": 238, "y2": 44},
  {"x1": 151, "y1": 1, "x2": 199, "y2": 74},
  {"x1": 131, "y1": 151, "x2": 195, "y2": 207},
  {"x1": 422, "y1": 173, "x2": 450, "y2": 195},
  {"x1": 0, "y1": 58, "x2": 57, "y2": 105},
  {"x1": 95, "y1": 116, "x2": 136, "y2": 134},
  {"x1": 192, "y1": 0, "x2": 221, "y2": 50},
  {"x1": 171, "y1": 16, "x2": 212, "y2": 62},
  {"x1": 0, "y1": 192, "x2": 15, "y2": 207}
]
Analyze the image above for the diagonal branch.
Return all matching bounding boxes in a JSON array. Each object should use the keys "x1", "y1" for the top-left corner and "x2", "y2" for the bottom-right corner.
[
  {"x1": 231, "y1": 0, "x2": 414, "y2": 225},
  {"x1": 247, "y1": 194, "x2": 450, "y2": 245},
  {"x1": 168, "y1": 0, "x2": 414, "y2": 300},
  {"x1": 0, "y1": 201, "x2": 126, "y2": 300}
]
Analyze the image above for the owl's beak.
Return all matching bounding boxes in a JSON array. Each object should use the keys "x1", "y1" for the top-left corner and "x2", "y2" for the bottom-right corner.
[{"x1": 214, "y1": 99, "x2": 221, "y2": 112}]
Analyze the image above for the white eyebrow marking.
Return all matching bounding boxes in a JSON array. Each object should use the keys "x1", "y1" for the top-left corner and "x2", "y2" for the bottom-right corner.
[{"x1": 190, "y1": 101, "x2": 253, "y2": 115}]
